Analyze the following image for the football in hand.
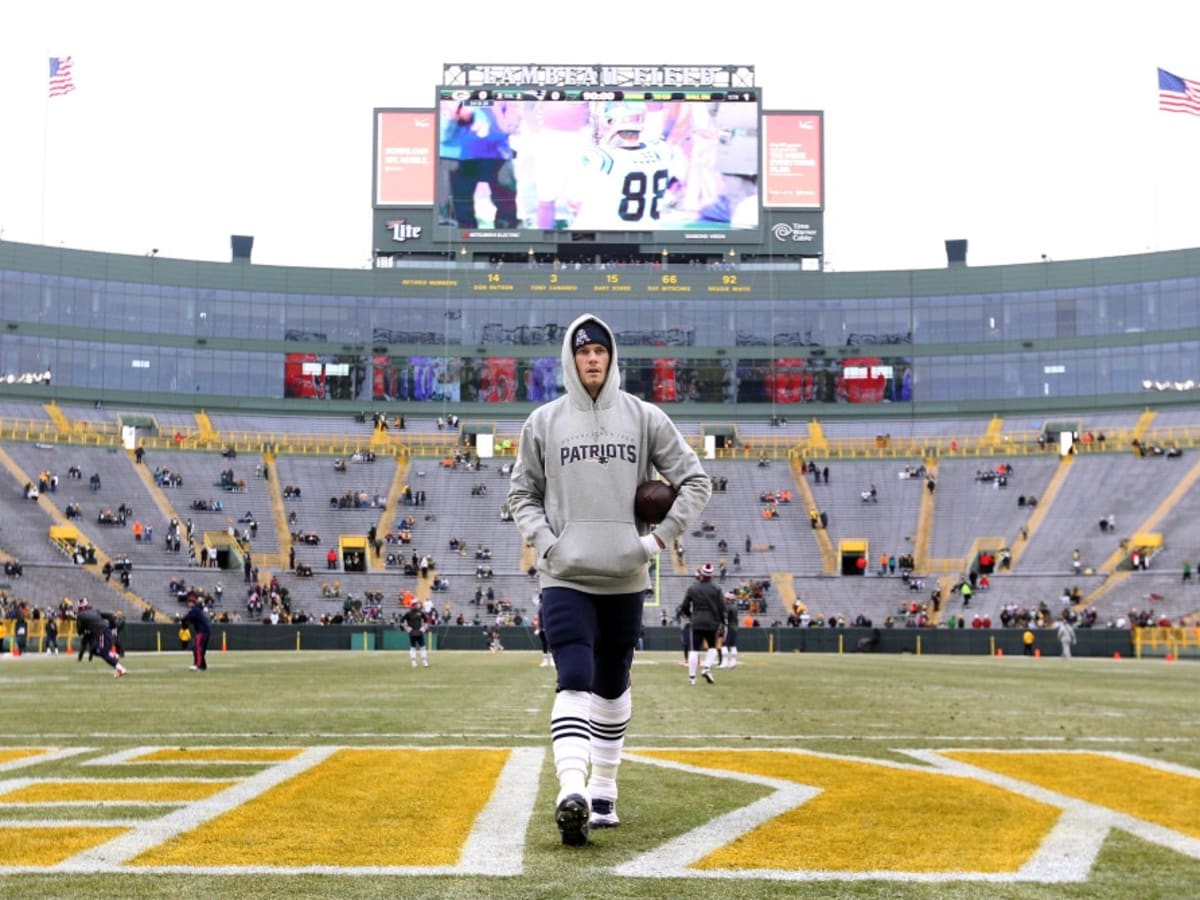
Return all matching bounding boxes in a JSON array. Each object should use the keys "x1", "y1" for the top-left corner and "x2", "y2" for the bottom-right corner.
[{"x1": 634, "y1": 480, "x2": 677, "y2": 525}]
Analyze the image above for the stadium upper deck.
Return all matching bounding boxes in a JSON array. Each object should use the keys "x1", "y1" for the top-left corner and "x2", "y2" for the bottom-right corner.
[{"x1": 1, "y1": 240, "x2": 1199, "y2": 423}]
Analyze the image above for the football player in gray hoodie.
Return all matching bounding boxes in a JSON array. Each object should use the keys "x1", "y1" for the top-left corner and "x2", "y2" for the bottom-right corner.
[{"x1": 508, "y1": 313, "x2": 711, "y2": 846}]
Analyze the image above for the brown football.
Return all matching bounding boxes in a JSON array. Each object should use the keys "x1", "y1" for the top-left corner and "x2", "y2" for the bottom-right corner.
[{"x1": 635, "y1": 480, "x2": 677, "y2": 525}]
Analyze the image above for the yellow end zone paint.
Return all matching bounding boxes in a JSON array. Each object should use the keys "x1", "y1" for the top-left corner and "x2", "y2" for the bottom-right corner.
[
  {"x1": 0, "y1": 749, "x2": 47, "y2": 764},
  {"x1": 946, "y1": 751, "x2": 1200, "y2": 840},
  {"x1": 0, "y1": 781, "x2": 236, "y2": 804},
  {"x1": 639, "y1": 749, "x2": 1059, "y2": 873},
  {"x1": 0, "y1": 749, "x2": 48, "y2": 765},
  {"x1": 131, "y1": 748, "x2": 302, "y2": 763},
  {"x1": 130, "y1": 748, "x2": 511, "y2": 868},
  {"x1": 2, "y1": 826, "x2": 128, "y2": 866}
]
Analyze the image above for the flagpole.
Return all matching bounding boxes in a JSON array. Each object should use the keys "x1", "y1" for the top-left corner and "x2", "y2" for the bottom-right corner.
[
  {"x1": 1152, "y1": 68, "x2": 1160, "y2": 252},
  {"x1": 41, "y1": 52, "x2": 50, "y2": 245}
]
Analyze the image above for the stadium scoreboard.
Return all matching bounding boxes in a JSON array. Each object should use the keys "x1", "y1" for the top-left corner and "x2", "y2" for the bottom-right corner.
[{"x1": 372, "y1": 62, "x2": 823, "y2": 261}]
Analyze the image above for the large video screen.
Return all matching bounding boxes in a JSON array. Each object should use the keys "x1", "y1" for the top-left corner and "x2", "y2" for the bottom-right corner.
[{"x1": 435, "y1": 89, "x2": 761, "y2": 234}]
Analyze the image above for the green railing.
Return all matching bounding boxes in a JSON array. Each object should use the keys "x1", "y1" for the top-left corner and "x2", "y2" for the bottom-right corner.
[{"x1": 2, "y1": 416, "x2": 1195, "y2": 461}]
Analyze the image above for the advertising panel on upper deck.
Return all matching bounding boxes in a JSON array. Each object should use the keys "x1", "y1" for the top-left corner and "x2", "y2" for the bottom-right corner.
[
  {"x1": 374, "y1": 110, "x2": 437, "y2": 207},
  {"x1": 762, "y1": 112, "x2": 823, "y2": 209}
]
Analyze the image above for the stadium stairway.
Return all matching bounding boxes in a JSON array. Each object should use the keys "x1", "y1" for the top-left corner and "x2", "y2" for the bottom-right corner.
[
  {"x1": 1131, "y1": 408, "x2": 1157, "y2": 444},
  {"x1": 43, "y1": 402, "x2": 71, "y2": 433},
  {"x1": 772, "y1": 571, "x2": 797, "y2": 612},
  {"x1": 264, "y1": 451, "x2": 292, "y2": 573},
  {"x1": 1007, "y1": 453, "x2": 1073, "y2": 570},
  {"x1": 977, "y1": 415, "x2": 1005, "y2": 450},
  {"x1": 911, "y1": 458, "x2": 937, "y2": 572},
  {"x1": 129, "y1": 450, "x2": 192, "y2": 538},
  {"x1": 370, "y1": 456, "x2": 411, "y2": 574},
  {"x1": 790, "y1": 458, "x2": 836, "y2": 573},
  {"x1": 194, "y1": 410, "x2": 218, "y2": 442}
]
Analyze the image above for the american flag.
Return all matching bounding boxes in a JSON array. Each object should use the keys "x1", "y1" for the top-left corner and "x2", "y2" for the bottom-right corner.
[
  {"x1": 49, "y1": 56, "x2": 75, "y2": 98},
  {"x1": 1159, "y1": 67, "x2": 1200, "y2": 117}
]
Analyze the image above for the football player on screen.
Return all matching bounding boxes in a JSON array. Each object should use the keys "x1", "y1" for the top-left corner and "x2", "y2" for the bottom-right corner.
[
  {"x1": 439, "y1": 100, "x2": 521, "y2": 229},
  {"x1": 566, "y1": 102, "x2": 681, "y2": 231}
]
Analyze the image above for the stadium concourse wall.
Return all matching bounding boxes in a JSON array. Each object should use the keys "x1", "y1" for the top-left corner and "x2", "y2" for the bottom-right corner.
[{"x1": 95, "y1": 623, "x2": 1147, "y2": 658}]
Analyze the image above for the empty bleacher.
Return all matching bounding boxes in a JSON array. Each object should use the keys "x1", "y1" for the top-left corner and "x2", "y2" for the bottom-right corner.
[
  {"x1": 1, "y1": 404, "x2": 1199, "y2": 633},
  {"x1": 928, "y1": 457, "x2": 1060, "y2": 563}
]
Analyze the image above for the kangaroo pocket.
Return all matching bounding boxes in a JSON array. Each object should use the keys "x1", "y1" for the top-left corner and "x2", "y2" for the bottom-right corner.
[{"x1": 545, "y1": 521, "x2": 643, "y2": 580}]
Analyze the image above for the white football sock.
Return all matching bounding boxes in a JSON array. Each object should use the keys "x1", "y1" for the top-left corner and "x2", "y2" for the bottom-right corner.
[
  {"x1": 551, "y1": 690, "x2": 591, "y2": 799},
  {"x1": 588, "y1": 689, "x2": 631, "y2": 802}
]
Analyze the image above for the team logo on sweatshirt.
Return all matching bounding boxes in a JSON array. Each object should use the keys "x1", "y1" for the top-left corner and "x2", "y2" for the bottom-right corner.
[{"x1": 559, "y1": 442, "x2": 637, "y2": 466}]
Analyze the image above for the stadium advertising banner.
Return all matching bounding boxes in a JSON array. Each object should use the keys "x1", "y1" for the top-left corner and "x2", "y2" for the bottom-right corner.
[
  {"x1": 762, "y1": 111, "x2": 823, "y2": 209},
  {"x1": 374, "y1": 110, "x2": 438, "y2": 206},
  {"x1": 764, "y1": 209, "x2": 824, "y2": 255},
  {"x1": 282, "y1": 348, "x2": 907, "y2": 406},
  {"x1": 434, "y1": 85, "x2": 762, "y2": 242}
]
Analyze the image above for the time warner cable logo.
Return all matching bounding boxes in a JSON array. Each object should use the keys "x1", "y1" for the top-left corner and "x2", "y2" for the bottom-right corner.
[
  {"x1": 387, "y1": 219, "x2": 422, "y2": 242},
  {"x1": 772, "y1": 222, "x2": 815, "y2": 242}
]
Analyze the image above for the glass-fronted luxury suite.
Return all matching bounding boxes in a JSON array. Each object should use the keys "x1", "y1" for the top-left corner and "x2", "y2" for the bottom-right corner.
[{"x1": 1, "y1": 240, "x2": 1198, "y2": 418}]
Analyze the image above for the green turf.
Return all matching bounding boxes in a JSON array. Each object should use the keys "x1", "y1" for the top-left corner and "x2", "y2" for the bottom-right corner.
[{"x1": 1, "y1": 648, "x2": 1197, "y2": 898}]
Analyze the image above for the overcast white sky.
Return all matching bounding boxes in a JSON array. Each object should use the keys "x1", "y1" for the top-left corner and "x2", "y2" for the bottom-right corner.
[{"x1": 3, "y1": 1, "x2": 1200, "y2": 272}]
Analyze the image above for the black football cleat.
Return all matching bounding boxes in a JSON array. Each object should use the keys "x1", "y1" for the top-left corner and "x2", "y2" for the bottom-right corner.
[{"x1": 555, "y1": 793, "x2": 590, "y2": 846}]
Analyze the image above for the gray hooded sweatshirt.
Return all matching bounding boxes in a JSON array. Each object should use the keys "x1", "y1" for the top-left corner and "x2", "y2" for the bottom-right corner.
[{"x1": 507, "y1": 312, "x2": 712, "y2": 595}]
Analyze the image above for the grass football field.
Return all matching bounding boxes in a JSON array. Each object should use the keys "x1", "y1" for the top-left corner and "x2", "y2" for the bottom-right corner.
[{"x1": 0, "y1": 646, "x2": 1197, "y2": 898}]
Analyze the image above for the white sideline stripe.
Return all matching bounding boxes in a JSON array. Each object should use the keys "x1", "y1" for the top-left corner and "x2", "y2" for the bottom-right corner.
[
  {"x1": 0, "y1": 748, "x2": 90, "y2": 773},
  {"x1": 83, "y1": 746, "x2": 302, "y2": 767},
  {"x1": 458, "y1": 746, "x2": 543, "y2": 875},
  {"x1": 53, "y1": 746, "x2": 340, "y2": 870}
]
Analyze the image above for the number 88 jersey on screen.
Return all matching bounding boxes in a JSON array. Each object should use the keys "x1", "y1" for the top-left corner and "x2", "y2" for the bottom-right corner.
[{"x1": 567, "y1": 103, "x2": 682, "y2": 230}]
